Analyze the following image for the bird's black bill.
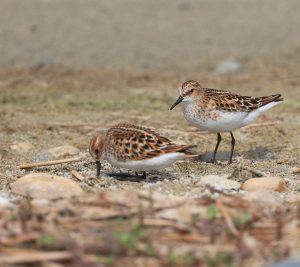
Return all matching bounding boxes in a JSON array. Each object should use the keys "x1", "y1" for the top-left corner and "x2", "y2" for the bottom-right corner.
[
  {"x1": 170, "y1": 95, "x2": 184, "y2": 110},
  {"x1": 96, "y1": 161, "x2": 101, "y2": 177}
]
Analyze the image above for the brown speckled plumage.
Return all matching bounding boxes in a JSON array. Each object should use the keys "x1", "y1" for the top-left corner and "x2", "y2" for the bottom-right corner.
[
  {"x1": 90, "y1": 123, "x2": 196, "y2": 162},
  {"x1": 202, "y1": 87, "x2": 283, "y2": 113},
  {"x1": 170, "y1": 80, "x2": 283, "y2": 164}
]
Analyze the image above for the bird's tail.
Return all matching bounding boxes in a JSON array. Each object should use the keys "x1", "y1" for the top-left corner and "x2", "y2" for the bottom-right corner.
[
  {"x1": 172, "y1": 145, "x2": 198, "y2": 158},
  {"x1": 259, "y1": 94, "x2": 283, "y2": 107}
]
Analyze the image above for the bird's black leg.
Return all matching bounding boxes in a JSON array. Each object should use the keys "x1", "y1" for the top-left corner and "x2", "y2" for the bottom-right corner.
[
  {"x1": 211, "y1": 133, "x2": 222, "y2": 163},
  {"x1": 140, "y1": 171, "x2": 146, "y2": 179},
  {"x1": 229, "y1": 132, "x2": 235, "y2": 164},
  {"x1": 96, "y1": 161, "x2": 101, "y2": 177}
]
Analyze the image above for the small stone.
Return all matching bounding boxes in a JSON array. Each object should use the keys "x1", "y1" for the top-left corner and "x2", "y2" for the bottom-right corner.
[
  {"x1": 11, "y1": 143, "x2": 34, "y2": 152},
  {"x1": 0, "y1": 194, "x2": 11, "y2": 206},
  {"x1": 276, "y1": 159, "x2": 288, "y2": 164},
  {"x1": 285, "y1": 193, "x2": 300, "y2": 203},
  {"x1": 215, "y1": 59, "x2": 242, "y2": 74},
  {"x1": 11, "y1": 173, "x2": 84, "y2": 199},
  {"x1": 199, "y1": 175, "x2": 241, "y2": 191},
  {"x1": 47, "y1": 145, "x2": 80, "y2": 159},
  {"x1": 35, "y1": 145, "x2": 80, "y2": 161},
  {"x1": 242, "y1": 177, "x2": 288, "y2": 192},
  {"x1": 292, "y1": 167, "x2": 300, "y2": 174}
]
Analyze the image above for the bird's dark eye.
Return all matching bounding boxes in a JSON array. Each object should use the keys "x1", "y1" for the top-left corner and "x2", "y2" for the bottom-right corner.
[
  {"x1": 95, "y1": 149, "x2": 99, "y2": 154},
  {"x1": 190, "y1": 89, "x2": 194, "y2": 93}
]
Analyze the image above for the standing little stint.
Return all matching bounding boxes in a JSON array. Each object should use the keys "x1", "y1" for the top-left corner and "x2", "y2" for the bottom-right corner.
[
  {"x1": 89, "y1": 123, "x2": 197, "y2": 178},
  {"x1": 170, "y1": 80, "x2": 283, "y2": 163}
]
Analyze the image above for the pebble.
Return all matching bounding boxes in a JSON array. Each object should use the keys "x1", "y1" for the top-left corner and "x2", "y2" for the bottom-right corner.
[
  {"x1": 0, "y1": 194, "x2": 11, "y2": 206},
  {"x1": 292, "y1": 167, "x2": 300, "y2": 174},
  {"x1": 11, "y1": 142, "x2": 34, "y2": 152},
  {"x1": 242, "y1": 177, "x2": 288, "y2": 192},
  {"x1": 285, "y1": 193, "x2": 300, "y2": 203},
  {"x1": 47, "y1": 145, "x2": 80, "y2": 158},
  {"x1": 11, "y1": 173, "x2": 84, "y2": 199},
  {"x1": 215, "y1": 59, "x2": 242, "y2": 74},
  {"x1": 199, "y1": 175, "x2": 241, "y2": 191},
  {"x1": 35, "y1": 145, "x2": 80, "y2": 161}
]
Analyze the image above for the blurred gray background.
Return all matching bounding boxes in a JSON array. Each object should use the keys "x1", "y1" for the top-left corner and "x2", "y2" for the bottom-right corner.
[{"x1": 1, "y1": 0, "x2": 299, "y2": 68}]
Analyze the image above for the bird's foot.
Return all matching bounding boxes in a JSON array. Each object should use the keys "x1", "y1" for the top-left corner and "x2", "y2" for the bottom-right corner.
[
  {"x1": 208, "y1": 158, "x2": 216, "y2": 164},
  {"x1": 108, "y1": 172, "x2": 132, "y2": 178},
  {"x1": 136, "y1": 171, "x2": 146, "y2": 179}
]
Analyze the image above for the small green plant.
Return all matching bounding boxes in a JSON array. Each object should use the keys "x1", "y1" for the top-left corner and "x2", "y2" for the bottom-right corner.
[
  {"x1": 142, "y1": 242, "x2": 156, "y2": 257},
  {"x1": 207, "y1": 204, "x2": 218, "y2": 220},
  {"x1": 191, "y1": 213, "x2": 201, "y2": 224},
  {"x1": 95, "y1": 255, "x2": 116, "y2": 266},
  {"x1": 167, "y1": 252, "x2": 197, "y2": 267},
  {"x1": 37, "y1": 233, "x2": 55, "y2": 248},
  {"x1": 115, "y1": 226, "x2": 150, "y2": 255},
  {"x1": 233, "y1": 213, "x2": 253, "y2": 229},
  {"x1": 205, "y1": 252, "x2": 234, "y2": 267},
  {"x1": 116, "y1": 231, "x2": 137, "y2": 255},
  {"x1": 0, "y1": 95, "x2": 29, "y2": 105}
]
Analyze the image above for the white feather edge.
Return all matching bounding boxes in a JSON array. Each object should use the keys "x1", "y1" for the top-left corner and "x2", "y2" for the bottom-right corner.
[
  {"x1": 243, "y1": 101, "x2": 282, "y2": 124},
  {"x1": 107, "y1": 152, "x2": 194, "y2": 171}
]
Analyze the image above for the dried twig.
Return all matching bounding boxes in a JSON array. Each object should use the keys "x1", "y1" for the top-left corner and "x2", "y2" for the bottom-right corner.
[
  {"x1": 48, "y1": 122, "x2": 102, "y2": 128},
  {"x1": 161, "y1": 233, "x2": 210, "y2": 243},
  {"x1": 243, "y1": 121, "x2": 280, "y2": 129},
  {"x1": 216, "y1": 199, "x2": 239, "y2": 236},
  {"x1": 19, "y1": 158, "x2": 83, "y2": 169},
  {"x1": 70, "y1": 170, "x2": 87, "y2": 181},
  {"x1": 0, "y1": 249, "x2": 71, "y2": 264},
  {"x1": 0, "y1": 233, "x2": 38, "y2": 246},
  {"x1": 143, "y1": 218, "x2": 187, "y2": 231}
]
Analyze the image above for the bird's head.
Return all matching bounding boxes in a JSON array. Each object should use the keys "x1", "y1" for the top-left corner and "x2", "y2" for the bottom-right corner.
[
  {"x1": 89, "y1": 132, "x2": 106, "y2": 176},
  {"x1": 170, "y1": 80, "x2": 202, "y2": 110}
]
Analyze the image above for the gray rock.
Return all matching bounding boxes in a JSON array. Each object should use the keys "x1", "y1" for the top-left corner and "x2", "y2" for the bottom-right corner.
[
  {"x1": 0, "y1": 194, "x2": 11, "y2": 206},
  {"x1": 11, "y1": 142, "x2": 34, "y2": 152},
  {"x1": 35, "y1": 145, "x2": 80, "y2": 161},
  {"x1": 215, "y1": 59, "x2": 242, "y2": 74},
  {"x1": 11, "y1": 173, "x2": 84, "y2": 199},
  {"x1": 242, "y1": 177, "x2": 287, "y2": 192},
  {"x1": 199, "y1": 175, "x2": 241, "y2": 191},
  {"x1": 47, "y1": 145, "x2": 80, "y2": 158}
]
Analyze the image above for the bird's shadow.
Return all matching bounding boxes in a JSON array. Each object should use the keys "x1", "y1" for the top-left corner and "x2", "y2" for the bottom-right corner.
[
  {"x1": 197, "y1": 146, "x2": 278, "y2": 162},
  {"x1": 197, "y1": 151, "x2": 231, "y2": 163},
  {"x1": 107, "y1": 170, "x2": 176, "y2": 183},
  {"x1": 243, "y1": 146, "x2": 279, "y2": 160}
]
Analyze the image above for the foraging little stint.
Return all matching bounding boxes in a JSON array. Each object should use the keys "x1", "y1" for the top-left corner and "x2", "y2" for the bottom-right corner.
[
  {"x1": 170, "y1": 80, "x2": 283, "y2": 163},
  {"x1": 89, "y1": 123, "x2": 197, "y2": 178}
]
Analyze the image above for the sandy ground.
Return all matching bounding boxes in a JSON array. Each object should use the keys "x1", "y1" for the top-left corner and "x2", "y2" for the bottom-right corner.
[
  {"x1": 0, "y1": 60, "x2": 299, "y2": 266},
  {"x1": 0, "y1": 2, "x2": 300, "y2": 266},
  {"x1": 0, "y1": 60, "x2": 299, "y2": 197}
]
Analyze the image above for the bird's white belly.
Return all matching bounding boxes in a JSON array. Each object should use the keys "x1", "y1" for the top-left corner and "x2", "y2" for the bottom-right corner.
[
  {"x1": 107, "y1": 153, "x2": 186, "y2": 171},
  {"x1": 183, "y1": 105, "x2": 249, "y2": 132},
  {"x1": 181, "y1": 94, "x2": 282, "y2": 133}
]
